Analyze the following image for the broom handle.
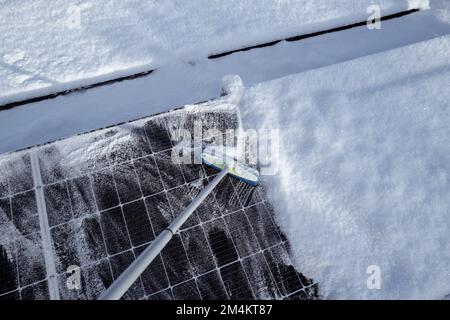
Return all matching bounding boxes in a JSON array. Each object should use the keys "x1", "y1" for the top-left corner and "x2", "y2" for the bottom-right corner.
[{"x1": 98, "y1": 167, "x2": 228, "y2": 300}]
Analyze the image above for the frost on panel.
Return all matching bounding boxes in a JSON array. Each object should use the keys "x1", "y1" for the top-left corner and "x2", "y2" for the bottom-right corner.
[{"x1": 0, "y1": 101, "x2": 316, "y2": 299}]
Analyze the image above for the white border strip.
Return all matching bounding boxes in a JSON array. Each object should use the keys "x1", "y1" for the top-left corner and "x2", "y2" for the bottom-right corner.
[{"x1": 30, "y1": 150, "x2": 60, "y2": 300}]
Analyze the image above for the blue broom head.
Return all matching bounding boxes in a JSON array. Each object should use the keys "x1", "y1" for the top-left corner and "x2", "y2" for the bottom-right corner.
[{"x1": 201, "y1": 145, "x2": 260, "y2": 186}]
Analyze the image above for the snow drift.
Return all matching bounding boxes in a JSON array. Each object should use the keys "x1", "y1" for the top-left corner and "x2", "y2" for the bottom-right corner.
[
  {"x1": 0, "y1": 0, "x2": 429, "y2": 105},
  {"x1": 239, "y1": 35, "x2": 450, "y2": 299}
]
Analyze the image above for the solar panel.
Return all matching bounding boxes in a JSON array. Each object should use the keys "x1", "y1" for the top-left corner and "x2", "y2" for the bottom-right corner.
[{"x1": 0, "y1": 101, "x2": 318, "y2": 300}]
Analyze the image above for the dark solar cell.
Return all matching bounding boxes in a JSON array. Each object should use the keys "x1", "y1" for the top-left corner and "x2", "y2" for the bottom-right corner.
[
  {"x1": 134, "y1": 246, "x2": 169, "y2": 296},
  {"x1": 0, "y1": 197, "x2": 12, "y2": 222},
  {"x1": 180, "y1": 225, "x2": 216, "y2": 276},
  {"x1": 7, "y1": 154, "x2": 33, "y2": 194},
  {"x1": 11, "y1": 190, "x2": 40, "y2": 236},
  {"x1": 144, "y1": 119, "x2": 173, "y2": 153},
  {"x1": 128, "y1": 127, "x2": 152, "y2": 159},
  {"x1": 44, "y1": 181, "x2": 72, "y2": 227},
  {"x1": 224, "y1": 210, "x2": 260, "y2": 258},
  {"x1": 220, "y1": 262, "x2": 254, "y2": 300},
  {"x1": 38, "y1": 146, "x2": 66, "y2": 185},
  {"x1": 180, "y1": 162, "x2": 206, "y2": 184},
  {"x1": 113, "y1": 162, "x2": 142, "y2": 204},
  {"x1": 161, "y1": 234, "x2": 192, "y2": 286},
  {"x1": 16, "y1": 232, "x2": 47, "y2": 287},
  {"x1": 154, "y1": 150, "x2": 185, "y2": 189},
  {"x1": 203, "y1": 218, "x2": 239, "y2": 267},
  {"x1": 0, "y1": 243, "x2": 18, "y2": 295},
  {"x1": 67, "y1": 176, "x2": 96, "y2": 218},
  {"x1": 242, "y1": 252, "x2": 280, "y2": 299},
  {"x1": 263, "y1": 244, "x2": 305, "y2": 297},
  {"x1": 245, "y1": 204, "x2": 282, "y2": 250},
  {"x1": 51, "y1": 222, "x2": 81, "y2": 274},
  {"x1": 20, "y1": 280, "x2": 49, "y2": 300},
  {"x1": 166, "y1": 184, "x2": 201, "y2": 229},
  {"x1": 213, "y1": 176, "x2": 242, "y2": 214},
  {"x1": 145, "y1": 193, "x2": 172, "y2": 235},
  {"x1": 75, "y1": 214, "x2": 108, "y2": 262},
  {"x1": 109, "y1": 250, "x2": 145, "y2": 300},
  {"x1": 172, "y1": 279, "x2": 201, "y2": 300},
  {"x1": 0, "y1": 162, "x2": 9, "y2": 198},
  {"x1": 195, "y1": 186, "x2": 222, "y2": 223},
  {"x1": 133, "y1": 156, "x2": 163, "y2": 197},
  {"x1": 91, "y1": 168, "x2": 120, "y2": 211},
  {"x1": 304, "y1": 284, "x2": 320, "y2": 299},
  {"x1": 197, "y1": 270, "x2": 229, "y2": 300},
  {"x1": 122, "y1": 200, "x2": 155, "y2": 246},
  {"x1": 100, "y1": 207, "x2": 132, "y2": 256}
]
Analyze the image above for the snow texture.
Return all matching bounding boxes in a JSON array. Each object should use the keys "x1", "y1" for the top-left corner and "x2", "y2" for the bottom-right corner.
[
  {"x1": 0, "y1": 0, "x2": 429, "y2": 105},
  {"x1": 239, "y1": 35, "x2": 450, "y2": 299},
  {"x1": 2, "y1": 5, "x2": 449, "y2": 155}
]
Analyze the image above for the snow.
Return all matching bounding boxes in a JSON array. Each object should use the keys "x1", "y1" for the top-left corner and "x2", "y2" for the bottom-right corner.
[
  {"x1": 0, "y1": 0, "x2": 449, "y2": 300},
  {"x1": 239, "y1": 35, "x2": 450, "y2": 299},
  {"x1": 1, "y1": 6, "x2": 449, "y2": 154},
  {"x1": 0, "y1": 0, "x2": 429, "y2": 106}
]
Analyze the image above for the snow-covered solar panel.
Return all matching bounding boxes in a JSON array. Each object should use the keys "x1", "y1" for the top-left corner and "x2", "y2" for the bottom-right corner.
[{"x1": 0, "y1": 100, "x2": 318, "y2": 300}]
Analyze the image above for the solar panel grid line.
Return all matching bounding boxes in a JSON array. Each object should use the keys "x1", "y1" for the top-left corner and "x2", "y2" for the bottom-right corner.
[
  {"x1": 0, "y1": 196, "x2": 18, "y2": 297},
  {"x1": 123, "y1": 163, "x2": 158, "y2": 247},
  {"x1": 160, "y1": 234, "x2": 195, "y2": 287},
  {"x1": 263, "y1": 243, "x2": 308, "y2": 297},
  {"x1": 241, "y1": 254, "x2": 279, "y2": 300},
  {"x1": 165, "y1": 184, "x2": 201, "y2": 231},
  {"x1": 108, "y1": 250, "x2": 146, "y2": 300},
  {"x1": 207, "y1": 269, "x2": 230, "y2": 300},
  {"x1": 171, "y1": 279, "x2": 201, "y2": 300},
  {"x1": 35, "y1": 123, "x2": 177, "y2": 188},
  {"x1": 218, "y1": 211, "x2": 261, "y2": 294},
  {"x1": 0, "y1": 237, "x2": 19, "y2": 298},
  {"x1": 286, "y1": 284, "x2": 318, "y2": 300},
  {"x1": 0, "y1": 234, "x2": 48, "y2": 299},
  {"x1": 0, "y1": 271, "x2": 50, "y2": 300},
  {"x1": 179, "y1": 237, "x2": 290, "y2": 285},
  {"x1": 131, "y1": 156, "x2": 163, "y2": 239},
  {"x1": 180, "y1": 197, "x2": 267, "y2": 232},
  {"x1": 143, "y1": 219, "x2": 295, "y2": 299},
  {"x1": 212, "y1": 243, "x2": 284, "y2": 299},
  {"x1": 1, "y1": 204, "x2": 294, "y2": 298},
  {"x1": 224, "y1": 211, "x2": 261, "y2": 259},
  {"x1": 50, "y1": 234, "x2": 109, "y2": 272},
  {"x1": 1, "y1": 106, "x2": 319, "y2": 300},
  {"x1": 258, "y1": 247, "x2": 290, "y2": 299},
  {"x1": 145, "y1": 284, "x2": 175, "y2": 300},
  {"x1": 29, "y1": 150, "x2": 60, "y2": 299},
  {"x1": 259, "y1": 200, "x2": 287, "y2": 242},
  {"x1": 36, "y1": 152, "x2": 158, "y2": 190},
  {"x1": 133, "y1": 245, "x2": 170, "y2": 296},
  {"x1": 84, "y1": 160, "x2": 199, "y2": 212},
  {"x1": 220, "y1": 261, "x2": 255, "y2": 299},
  {"x1": 181, "y1": 225, "x2": 230, "y2": 299},
  {"x1": 203, "y1": 217, "x2": 240, "y2": 267},
  {"x1": 86, "y1": 173, "x2": 119, "y2": 298},
  {"x1": 101, "y1": 156, "x2": 161, "y2": 266},
  {"x1": 179, "y1": 226, "x2": 216, "y2": 277},
  {"x1": 197, "y1": 269, "x2": 230, "y2": 300}
]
